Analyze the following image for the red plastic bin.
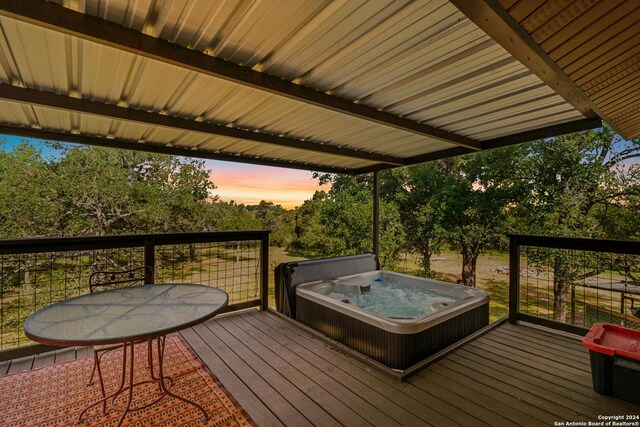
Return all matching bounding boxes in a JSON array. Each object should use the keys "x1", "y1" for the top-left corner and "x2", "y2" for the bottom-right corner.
[{"x1": 582, "y1": 323, "x2": 640, "y2": 404}]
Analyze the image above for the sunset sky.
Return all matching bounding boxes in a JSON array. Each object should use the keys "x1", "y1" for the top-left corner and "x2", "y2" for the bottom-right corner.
[
  {"x1": 1, "y1": 136, "x2": 329, "y2": 210},
  {"x1": 206, "y1": 161, "x2": 329, "y2": 209}
]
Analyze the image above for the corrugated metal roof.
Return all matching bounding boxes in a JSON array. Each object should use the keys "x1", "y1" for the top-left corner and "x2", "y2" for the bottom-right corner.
[
  {"x1": 498, "y1": 0, "x2": 640, "y2": 139},
  {"x1": 0, "y1": 0, "x2": 616, "y2": 173}
]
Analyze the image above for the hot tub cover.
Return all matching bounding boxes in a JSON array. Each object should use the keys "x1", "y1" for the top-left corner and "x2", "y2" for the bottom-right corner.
[{"x1": 275, "y1": 253, "x2": 378, "y2": 318}]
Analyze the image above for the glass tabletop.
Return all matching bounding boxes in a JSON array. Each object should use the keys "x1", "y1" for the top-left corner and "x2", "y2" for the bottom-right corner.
[{"x1": 24, "y1": 284, "x2": 228, "y2": 346}]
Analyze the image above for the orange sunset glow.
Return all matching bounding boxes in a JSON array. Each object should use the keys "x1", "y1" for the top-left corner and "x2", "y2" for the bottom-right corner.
[{"x1": 207, "y1": 161, "x2": 330, "y2": 209}]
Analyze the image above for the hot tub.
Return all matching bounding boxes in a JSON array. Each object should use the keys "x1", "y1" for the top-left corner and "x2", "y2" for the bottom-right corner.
[{"x1": 296, "y1": 270, "x2": 489, "y2": 370}]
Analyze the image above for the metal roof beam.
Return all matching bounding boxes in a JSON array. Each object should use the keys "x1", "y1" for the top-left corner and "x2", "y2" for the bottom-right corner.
[
  {"x1": 0, "y1": 124, "x2": 352, "y2": 174},
  {"x1": 0, "y1": 83, "x2": 403, "y2": 165},
  {"x1": 354, "y1": 147, "x2": 473, "y2": 174},
  {"x1": 482, "y1": 117, "x2": 602, "y2": 149},
  {"x1": 353, "y1": 117, "x2": 602, "y2": 174},
  {"x1": 450, "y1": 0, "x2": 601, "y2": 122},
  {"x1": 0, "y1": 0, "x2": 482, "y2": 151}
]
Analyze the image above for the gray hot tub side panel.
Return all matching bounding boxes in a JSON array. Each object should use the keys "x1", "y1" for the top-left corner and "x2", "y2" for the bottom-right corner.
[
  {"x1": 295, "y1": 271, "x2": 490, "y2": 370},
  {"x1": 274, "y1": 253, "x2": 378, "y2": 318}
]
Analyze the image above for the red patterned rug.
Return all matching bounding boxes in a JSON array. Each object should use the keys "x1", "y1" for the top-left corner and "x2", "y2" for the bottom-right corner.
[{"x1": 0, "y1": 336, "x2": 255, "y2": 426}]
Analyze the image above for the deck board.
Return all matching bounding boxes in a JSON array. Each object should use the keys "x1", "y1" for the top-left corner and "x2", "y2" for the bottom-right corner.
[
  {"x1": 54, "y1": 347, "x2": 76, "y2": 364},
  {"x1": 7, "y1": 355, "x2": 33, "y2": 374},
  {"x1": 180, "y1": 327, "x2": 284, "y2": 427},
  {"x1": 3, "y1": 309, "x2": 640, "y2": 426},
  {"x1": 32, "y1": 351, "x2": 56, "y2": 369},
  {"x1": 239, "y1": 311, "x2": 434, "y2": 427},
  {"x1": 248, "y1": 311, "x2": 453, "y2": 427},
  {"x1": 253, "y1": 311, "x2": 484, "y2": 426},
  {"x1": 212, "y1": 316, "x2": 357, "y2": 426},
  {"x1": 492, "y1": 327, "x2": 590, "y2": 361},
  {"x1": 0, "y1": 360, "x2": 10, "y2": 376},
  {"x1": 222, "y1": 313, "x2": 395, "y2": 426},
  {"x1": 183, "y1": 310, "x2": 639, "y2": 426},
  {"x1": 191, "y1": 322, "x2": 313, "y2": 426}
]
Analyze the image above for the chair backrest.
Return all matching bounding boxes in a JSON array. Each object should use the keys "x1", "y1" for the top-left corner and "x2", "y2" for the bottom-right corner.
[{"x1": 89, "y1": 266, "x2": 153, "y2": 293}]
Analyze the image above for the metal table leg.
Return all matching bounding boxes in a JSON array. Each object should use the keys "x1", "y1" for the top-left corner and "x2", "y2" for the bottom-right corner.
[{"x1": 76, "y1": 336, "x2": 209, "y2": 426}]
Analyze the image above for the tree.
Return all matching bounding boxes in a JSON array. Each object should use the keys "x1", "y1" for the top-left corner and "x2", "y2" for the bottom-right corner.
[
  {"x1": 0, "y1": 142, "x2": 61, "y2": 238},
  {"x1": 292, "y1": 191, "x2": 330, "y2": 253},
  {"x1": 514, "y1": 126, "x2": 640, "y2": 321},
  {"x1": 53, "y1": 146, "x2": 217, "y2": 235},
  {"x1": 430, "y1": 155, "x2": 516, "y2": 287},
  {"x1": 387, "y1": 164, "x2": 445, "y2": 277},
  {"x1": 296, "y1": 173, "x2": 406, "y2": 268},
  {"x1": 214, "y1": 201, "x2": 262, "y2": 231},
  {"x1": 251, "y1": 201, "x2": 295, "y2": 247},
  {"x1": 388, "y1": 146, "x2": 524, "y2": 286}
]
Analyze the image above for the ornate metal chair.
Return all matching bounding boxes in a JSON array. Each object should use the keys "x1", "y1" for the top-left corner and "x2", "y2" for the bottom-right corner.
[{"x1": 87, "y1": 266, "x2": 153, "y2": 402}]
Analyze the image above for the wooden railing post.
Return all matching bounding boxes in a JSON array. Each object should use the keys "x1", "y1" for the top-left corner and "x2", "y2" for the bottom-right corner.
[
  {"x1": 260, "y1": 233, "x2": 269, "y2": 310},
  {"x1": 144, "y1": 238, "x2": 155, "y2": 284},
  {"x1": 509, "y1": 236, "x2": 520, "y2": 325}
]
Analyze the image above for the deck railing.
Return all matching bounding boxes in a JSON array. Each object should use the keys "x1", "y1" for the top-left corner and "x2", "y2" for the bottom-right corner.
[
  {"x1": 509, "y1": 234, "x2": 640, "y2": 335},
  {"x1": 0, "y1": 231, "x2": 269, "y2": 358}
]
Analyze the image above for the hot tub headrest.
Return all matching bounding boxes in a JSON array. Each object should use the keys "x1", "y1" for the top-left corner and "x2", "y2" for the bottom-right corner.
[{"x1": 275, "y1": 253, "x2": 378, "y2": 318}]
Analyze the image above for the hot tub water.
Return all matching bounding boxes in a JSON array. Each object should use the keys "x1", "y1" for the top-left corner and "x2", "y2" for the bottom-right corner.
[{"x1": 315, "y1": 278, "x2": 463, "y2": 319}]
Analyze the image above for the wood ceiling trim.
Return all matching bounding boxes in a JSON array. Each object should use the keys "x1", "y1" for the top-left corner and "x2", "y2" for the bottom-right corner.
[
  {"x1": 451, "y1": 0, "x2": 637, "y2": 138},
  {"x1": 600, "y1": 92, "x2": 640, "y2": 116},
  {"x1": 0, "y1": 83, "x2": 405, "y2": 165},
  {"x1": 598, "y1": 82, "x2": 640, "y2": 107},
  {"x1": 0, "y1": 124, "x2": 353, "y2": 174},
  {"x1": 562, "y1": 22, "x2": 640, "y2": 77},
  {"x1": 450, "y1": 0, "x2": 599, "y2": 121},
  {"x1": 0, "y1": 0, "x2": 483, "y2": 151},
  {"x1": 505, "y1": 0, "x2": 544, "y2": 23},
  {"x1": 530, "y1": 0, "x2": 598, "y2": 44},
  {"x1": 521, "y1": 0, "x2": 575, "y2": 35},
  {"x1": 582, "y1": 57, "x2": 640, "y2": 94},
  {"x1": 591, "y1": 75, "x2": 640, "y2": 105},
  {"x1": 611, "y1": 104, "x2": 640, "y2": 123},
  {"x1": 540, "y1": 0, "x2": 622, "y2": 54},
  {"x1": 620, "y1": 117, "x2": 640, "y2": 135},
  {"x1": 547, "y1": 1, "x2": 639, "y2": 63}
]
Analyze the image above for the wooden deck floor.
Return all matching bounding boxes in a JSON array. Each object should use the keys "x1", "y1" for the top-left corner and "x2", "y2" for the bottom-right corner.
[
  {"x1": 181, "y1": 310, "x2": 640, "y2": 427},
  {"x1": 2, "y1": 310, "x2": 639, "y2": 426}
]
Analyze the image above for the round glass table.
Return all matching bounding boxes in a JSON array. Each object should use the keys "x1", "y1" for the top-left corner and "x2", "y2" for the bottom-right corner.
[{"x1": 24, "y1": 284, "x2": 228, "y2": 426}]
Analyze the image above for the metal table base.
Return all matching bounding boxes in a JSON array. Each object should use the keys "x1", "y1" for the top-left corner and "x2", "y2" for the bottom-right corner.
[{"x1": 77, "y1": 335, "x2": 209, "y2": 426}]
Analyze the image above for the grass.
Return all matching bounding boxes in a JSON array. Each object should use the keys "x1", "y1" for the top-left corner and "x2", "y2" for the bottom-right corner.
[{"x1": 2, "y1": 246, "x2": 631, "y2": 350}]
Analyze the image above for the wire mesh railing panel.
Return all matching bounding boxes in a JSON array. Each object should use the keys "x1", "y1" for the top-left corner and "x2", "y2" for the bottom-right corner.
[
  {"x1": 0, "y1": 247, "x2": 144, "y2": 350},
  {"x1": 154, "y1": 241, "x2": 261, "y2": 305},
  {"x1": 512, "y1": 236, "x2": 640, "y2": 332},
  {"x1": 0, "y1": 231, "x2": 268, "y2": 351}
]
